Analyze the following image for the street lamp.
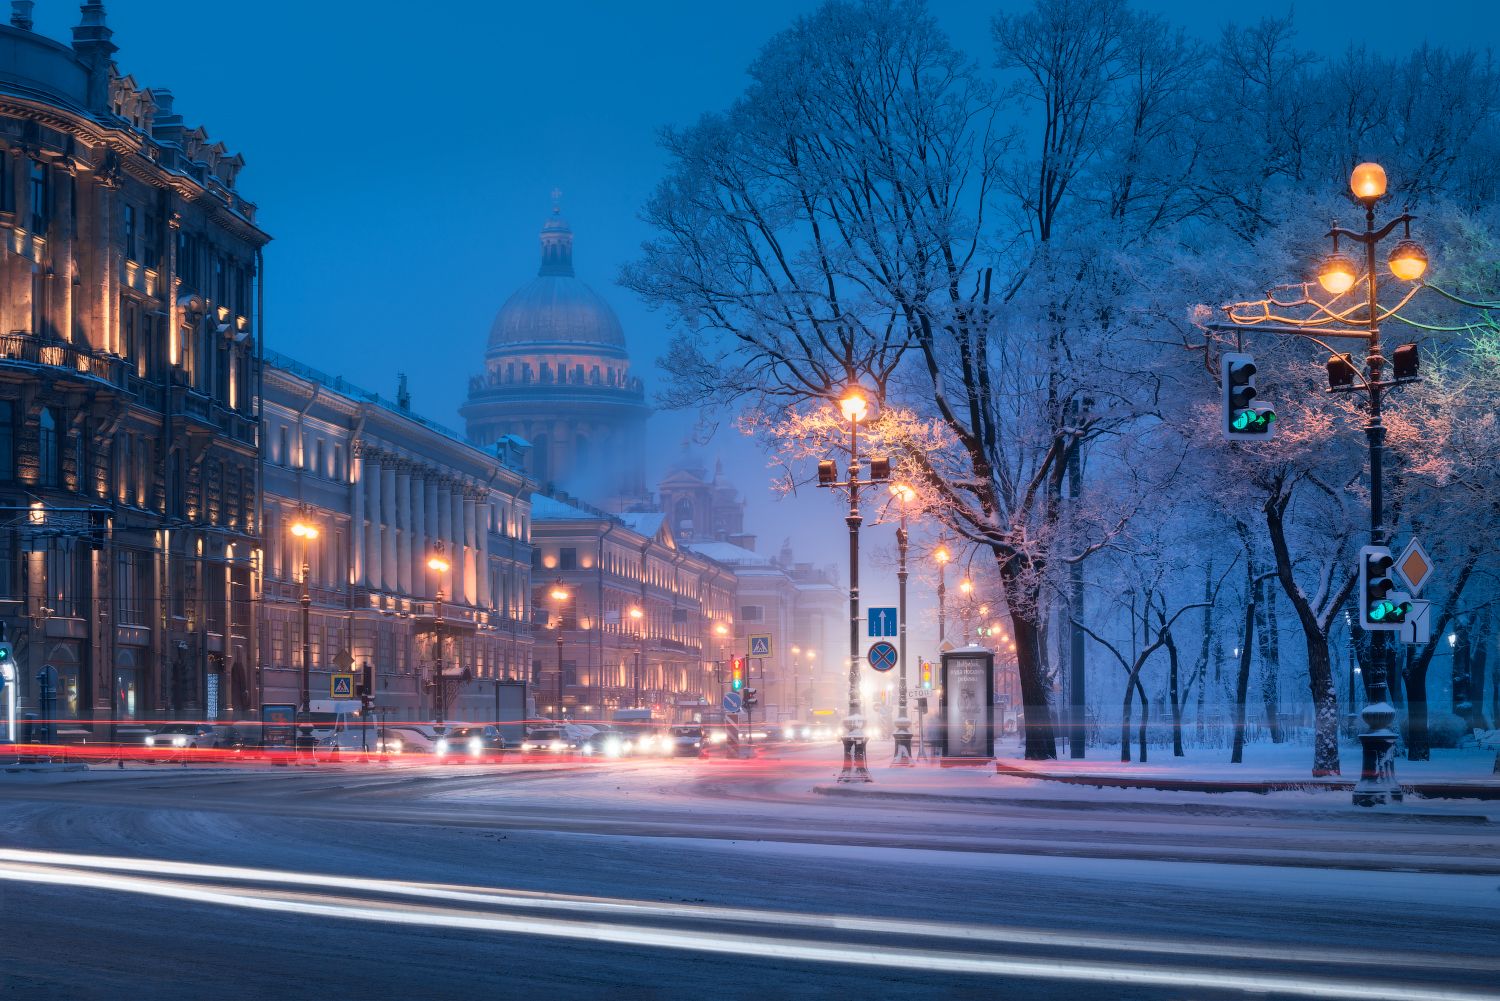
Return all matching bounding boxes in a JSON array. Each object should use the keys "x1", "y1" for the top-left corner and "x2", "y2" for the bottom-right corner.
[
  {"x1": 889, "y1": 482, "x2": 915, "y2": 766},
  {"x1": 933, "y1": 543, "x2": 950, "y2": 646},
  {"x1": 958, "y1": 577, "x2": 973, "y2": 645},
  {"x1": 427, "y1": 541, "x2": 451, "y2": 723},
  {"x1": 629, "y1": 605, "x2": 645, "y2": 708},
  {"x1": 289, "y1": 507, "x2": 319, "y2": 715},
  {"x1": 550, "y1": 582, "x2": 570, "y2": 720},
  {"x1": 815, "y1": 386, "x2": 890, "y2": 783}
]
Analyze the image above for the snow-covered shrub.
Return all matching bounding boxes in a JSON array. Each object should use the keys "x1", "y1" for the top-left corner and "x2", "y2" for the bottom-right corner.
[{"x1": 1427, "y1": 713, "x2": 1468, "y2": 749}]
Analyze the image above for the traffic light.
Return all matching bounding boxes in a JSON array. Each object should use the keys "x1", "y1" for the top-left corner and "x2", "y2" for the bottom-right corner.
[
  {"x1": 920, "y1": 659, "x2": 933, "y2": 689},
  {"x1": 0, "y1": 642, "x2": 11, "y2": 669},
  {"x1": 1221, "y1": 352, "x2": 1275, "y2": 440},
  {"x1": 743, "y1": 687, "x2": 758, "y2": 707},
  {"x1": 1326, "y1": 353, "x2": 1357, "y2": 391},
  {"x1": 356, "y1": 660, "x2": 374, "y2": 698},
  {"x1": 731, "y1": 657, "x2": 744, "y2": 691},
  {"x1": 1358, "y1": 545, "x2": 1410, "y2": 631},
  {"x1": 1391, "y1": 342, "x2": 1419, "y2": 381},
  {"x1": 817, "y1": 460, "x2": 837, "y2": 486}
]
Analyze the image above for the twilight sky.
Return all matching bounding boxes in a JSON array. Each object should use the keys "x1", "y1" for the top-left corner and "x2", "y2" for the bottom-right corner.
[{"x1": 25, "y1": 0, "x2": 1498, "y2": 605}]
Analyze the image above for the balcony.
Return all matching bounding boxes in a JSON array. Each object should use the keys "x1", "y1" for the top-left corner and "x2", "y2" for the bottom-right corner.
[{"x1": 0, "y1": 333, "x2": 127, "y2": 391}]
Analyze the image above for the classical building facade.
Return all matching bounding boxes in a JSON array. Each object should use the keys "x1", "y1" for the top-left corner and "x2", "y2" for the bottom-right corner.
[
  {"x1": 0, "y1": 5, "x2": 264, "y2": 730},
  {"x1": 530, "y1": 493, "x2": 735, "y2": 722},
  {"x1": 261, "y1": 354, "x2": 534, "y2": 721},
  {"x1": 460, "y1": 204, "x2": 649, "y2": 510}
]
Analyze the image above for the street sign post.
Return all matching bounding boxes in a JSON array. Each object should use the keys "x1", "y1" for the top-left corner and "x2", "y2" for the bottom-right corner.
[
  {"x1": 1401, "y1": 599, "x2": 1433, "y2": 645},
  {"x1": 868, "y1": 607, "x2": 898, "y2": 638},
  {"x1": 722, "y1": 690, "x2": 742, "y2": 714},
  {"x1": 748, "y1": 634, "x2": 772, "y2": 657},
  {"x1": 867, "y1": 641, "x2": 898, "y2": 673}
]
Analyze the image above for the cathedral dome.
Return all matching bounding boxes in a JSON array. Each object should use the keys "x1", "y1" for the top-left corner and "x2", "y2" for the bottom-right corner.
[{"x1": 487, "y1": 208, "x2": 627, "y2": 356}]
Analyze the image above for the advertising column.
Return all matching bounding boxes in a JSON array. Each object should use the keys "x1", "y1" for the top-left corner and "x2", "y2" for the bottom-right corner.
[{"x1": 940, "y1": 648, "x2": 995, "y2": 765}]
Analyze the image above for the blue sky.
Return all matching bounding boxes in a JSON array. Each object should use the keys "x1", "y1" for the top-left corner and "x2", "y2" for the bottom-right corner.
[{"x1": 25, "y1": 0, "x2": 1497, "y2": 577}]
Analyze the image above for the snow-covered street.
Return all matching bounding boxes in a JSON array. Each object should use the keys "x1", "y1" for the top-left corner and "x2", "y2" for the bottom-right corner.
[{"x1": 2, "y1": 745, "x2": 1496, "y2": 1000}]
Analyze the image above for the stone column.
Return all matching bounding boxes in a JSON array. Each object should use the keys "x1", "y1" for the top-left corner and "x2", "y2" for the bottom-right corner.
[
  {"x1": 452, "y1": 488, "x2": 468, "y2": 606},
  {"x1": 477, "y1": 498, "x2": 492, "y2": 609},
  {"x1": 463, "y1": 493, "x2": 478, "y2": 606},
  {"x1": 437, "y1": 481, "x2": 453, "y2": 598},
  {"x1": 381, "y1": 461, "x2": 397, "y2": 593},
  {"x1": 396, "y1": 462, "x2": 412, "y2": 594},
  {"x1": 412, "y1": 469, "x2": 427, "y2": 596},
  {"x1": 364, "y1": 450, "x2": 382, "y2": 589},
  {"x1": 351, "y1": 442, "x2": 365, "y2": 586}
]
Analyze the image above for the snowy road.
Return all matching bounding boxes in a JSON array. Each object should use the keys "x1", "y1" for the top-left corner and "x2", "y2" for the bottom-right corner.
[{"x1": 1, "y1": 746, "x2": 1496, "y2": 1000}]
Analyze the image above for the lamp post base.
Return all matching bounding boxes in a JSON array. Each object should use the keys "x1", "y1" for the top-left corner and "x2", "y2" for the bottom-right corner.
[
  {"x1": 892, "y1": 714, "x2": 914, "y2": 766},
  {"x1": 838, "y1": 735, "x2": 872, "y2": 783},
  {"x1": 1353, "y1": 728, "x2": 1403, "y2": 807}
]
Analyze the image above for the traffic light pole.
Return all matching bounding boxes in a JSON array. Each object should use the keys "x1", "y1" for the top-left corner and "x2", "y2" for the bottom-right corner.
[{"x1": 843, "y1": 418, "x2": 870, "y2": 783}]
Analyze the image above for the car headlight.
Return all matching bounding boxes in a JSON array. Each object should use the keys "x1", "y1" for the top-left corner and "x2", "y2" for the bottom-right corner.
[
  {"x1": 386, "y1": 739, "x2": 402, "y2": 753},
  {"x1": 172, "y1": 736, "x2": 188, "y2": 747},
  {"x1": 144, "y1": 736, "x2": 156, "y2": 746},
  {"x1": 583, "y1": 742, "x2": 595, "y2": 755},
  {"x1": 550, "y1": 740, "x2": 564, "y2": 752},
  {"x1": 710, "y1": 731, "x2": 727, "y2": 744},
  {"x1": 435, "y1": 738, "x2": 450, "y2": 756},
  {"x1": 469, "y1": 738, "x2": 483, "y2": 756}
]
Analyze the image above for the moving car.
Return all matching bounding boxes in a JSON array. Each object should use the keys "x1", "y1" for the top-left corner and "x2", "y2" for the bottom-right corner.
[
  {"x1": 520, "y1": 726, "x2": 575, "y2": 756},
  {"x1": 374, "y1": 726, "x2": 444, "y2": 756},
  {"x1": 444, "y1": 725, "x2": 505, "y2": 759},
  {"x1": 143, "y1": 724, "x2": 221, "y2": 759},
  {"x1": 669, "y1": 724, "x2": 706, "y2": 757}
]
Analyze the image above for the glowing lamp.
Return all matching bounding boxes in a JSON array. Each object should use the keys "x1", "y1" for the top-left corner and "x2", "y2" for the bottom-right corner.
[
  {"x1": 889, "y1": 482, "x2": 915, "y2": 504},
  {"x1": 934, "y1": 546, "x2": 949, "y2": 565},
  {"x1": 839, "y1": 391, "x2": 868, "y2": 423},
  {"x1": 628, "y1": 606, "x2": 643, "y2": 620},
  {"x1": 1317, "y1": 252, "x2": 1358, "y2": 295},
  {"x1": 1388, "y1": 240, "x2": 1427, "y2": 281},
  {"x1": 1350, "y1": 162, "x2": 1387, "y2": 201},
  {"x1": 427, "y1": 554, "x2": 450, "y2": 573},
  {"x1": 550, "y1": 586, "x2": 570, "y2": 602},
  {"x1": 959, "y1": 578, "x2": 973, "y2": 596},
  {"x1": 290, "y1": 520, "x2": 318, "y2": 540}
]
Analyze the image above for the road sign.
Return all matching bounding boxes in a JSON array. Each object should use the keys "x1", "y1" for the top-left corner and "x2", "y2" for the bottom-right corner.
[
  {"x1": 330, "y1": 673, "x2": 354, "y2": 698},
  {"x1": 1401, "y1": 599, "x2": 1433, "y2": 645},
  {"x1": 722, "y1": 690, "x2": 742, "y2": 714},
  {"x1": 333, "y1": 648, "x2": 355, "y2": 671},
  {"x1": 1395, "y1": 538, "x2": 1434, "y2": 596},
  {"x1": 868, "y1": 607, "x2": 898, "y2": 638},
  {"x1": 867, "y1": 641, "x2": 898, "y2": 672},
  {"x1": 749, "y1": 634, "x2": 772, "y2": 657}
]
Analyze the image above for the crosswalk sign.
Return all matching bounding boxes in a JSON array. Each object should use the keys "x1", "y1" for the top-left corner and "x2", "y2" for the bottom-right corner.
[
  {"x1": 331, "y1": 674, "x2": 354, "y2": 698},
  {"x1": 749, "y1": 634, "x2": 772, "y2": 657}
]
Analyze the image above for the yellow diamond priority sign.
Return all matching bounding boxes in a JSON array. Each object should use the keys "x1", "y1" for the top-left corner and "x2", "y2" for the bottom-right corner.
[{"x1": 1394, "y1": 538, "x2": 1433, "y2": 596}]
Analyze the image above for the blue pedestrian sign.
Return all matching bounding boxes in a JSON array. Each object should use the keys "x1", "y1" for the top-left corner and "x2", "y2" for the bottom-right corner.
[
  {"x1": 748, "y1": 634, "x2": 772, "y2": 657},
  {"x1": 868, "y1": 607, "x2": 898, "y2": 638},
  {"x1": 722, "y1": 691, "x2": 743, "y2": 714},
  {"x1": 867, "y1": 641, "x2": 898, "y2": 672}
]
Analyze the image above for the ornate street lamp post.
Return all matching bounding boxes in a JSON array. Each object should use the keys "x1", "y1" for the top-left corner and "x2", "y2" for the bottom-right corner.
[
  {"x1": 815, "y1": 388, "x2": 889, "y2": 783},
  {"x1": 889, "y1": 482, "x2": 915, "y2": 766},
  {"x1": 629, "y1": 605, "x2": 645, "y2": 708},
  {"x1": 427, "y1": 541, "x2": 452, "y2": 723},
  {"x1": 289, "y1": 508, "x2": 319, "y2": 716},
  {"x1": 933, "y1": 543, "x2": 950, "y2": 646},
  {"x1": 958, "y1": 576, "x2": 974, "y2": 646},
  {"x1": 550, "y1": 582, "x2": 570, "y2": 721},
  {"x1": 1209, "y1": 161, "x2": 1431, "y2": 806}
]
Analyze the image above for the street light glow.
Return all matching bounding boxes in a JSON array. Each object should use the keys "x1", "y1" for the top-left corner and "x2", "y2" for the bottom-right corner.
[
  {"x1": 550, "y1": 585, "x2": 570, "y2": 602},
  {"x1": 839, "y1": 391, "x2": 868, "y2": 423},
  {"x1": 629, "y1": 606, "x2": 643, "y2": 620},
  {"x1": 959, "y1": 578, "x2": 973, "y2": 595},
  {"x1": 290, "y1": 519, "x2": 319, "y2": 540},
  {"x1": 1388, "y1": 239, "x2": 1428, "y2": 281},
  {"x1": 889, "y1": 482, "x2": 915, "y2": 504},
  {"x1": 1317, "y1": 252, "x2": 1358, "y2": 295},
  {"x1": 1350, "y1": 161, "x2": 1387, "y2": 201},
  {"x1": 427, "y1": 553, "x2": 450, "y2": 573},
  {"x1": 934, "y1": 546, "x2": 949, "y2": 565}
]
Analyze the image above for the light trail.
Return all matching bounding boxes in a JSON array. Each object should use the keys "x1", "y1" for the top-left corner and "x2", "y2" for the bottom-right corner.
[{"x1": 0, "y1": 849, "x2": 1493, "y2": 1000}]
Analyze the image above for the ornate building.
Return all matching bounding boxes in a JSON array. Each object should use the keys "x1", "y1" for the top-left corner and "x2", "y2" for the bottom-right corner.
[
  {"x1": 0, "y1": 5, "x2": 264, "y2": 731},
  {"x1": 261, "y1": 355, "x2": 534, "y2": 722},
  {"x1": 461, "y1": 202, "x2": 648, "y2": 511}
]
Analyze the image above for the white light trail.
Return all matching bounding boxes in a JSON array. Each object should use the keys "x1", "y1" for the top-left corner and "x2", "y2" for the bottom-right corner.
[{"x1": 0, "y1": 849, "x2": 1493, "y2": 1001}]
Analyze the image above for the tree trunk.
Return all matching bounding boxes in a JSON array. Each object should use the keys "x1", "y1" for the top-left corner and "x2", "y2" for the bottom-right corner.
[
  {"x1": 1135, "y1": 672, "x2": 1149, "y2": 763},
  {"x1": 1120, "y1": 674, "x2": 1134, "y2": 763},
  {"x1": 1452, "y1": 622, "x2": 1473, "y2": 722},
  {"x1": 1231, "y1": 600, "x2": 1256, "y2": 765},
  {"x1": 1263, "y1": 492, "x2": 1343, "y2": 776},
  {"x1": 1166, "y1": 627, "x2": 1184, "y2": 757},
  {"x1": 1406, "y1": 646, "x2": 1431, "y2": 762},
  {"x1": 1257, "y1": 580, "x2": 1284, "y2": 743},
  {"x1": 1003, "y1": 558, "x2": 1057, "y2": 760}
]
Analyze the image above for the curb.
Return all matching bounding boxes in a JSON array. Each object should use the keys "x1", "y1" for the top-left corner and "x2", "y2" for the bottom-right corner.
[{"x1": 991, "y1": 761, "x2": 1500, "y2": 800}]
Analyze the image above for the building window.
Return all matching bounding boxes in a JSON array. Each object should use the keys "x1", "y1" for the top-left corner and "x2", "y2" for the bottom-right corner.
[
  {"x1": 278, "y1": 426, "x2": 289, "y2": 466},
  {"x1": 28, "y1": 160, "x2": 49, "y2": 234},
  {"x1": 123, "y1": 203, "x2": 138, "y2": 261},
  {"x1": 0, "y1": 151, "x2": 12, "y2": 214},
  {"x1": 740, "y1": 605, "x2": 764, "y2": 623},
  {"x1": 0, "y1": 401, "x2": 12, "y2": 482},
  {"x1": 559, "y1": 547, "x2": 577, "y2": 572},
  {"x1": 38, "y1": 408, "x2": 59, "y2": 487}
]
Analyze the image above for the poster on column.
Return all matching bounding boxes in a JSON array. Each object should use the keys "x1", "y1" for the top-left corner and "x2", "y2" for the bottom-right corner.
[{"x1": 940, "y1": 650, "x2": 994, "y2": 761}]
